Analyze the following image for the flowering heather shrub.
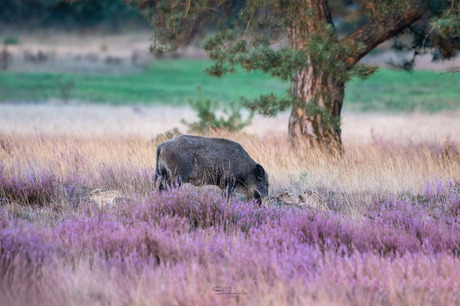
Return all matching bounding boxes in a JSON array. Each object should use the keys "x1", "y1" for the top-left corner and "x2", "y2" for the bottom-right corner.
[
  {"x1": 2, "y1": 187, "x2": 460, "y2": 305},
  {"x1": 126, "y1": 187, "x2": 286, "y2": 233},
  {"x1": 420, "y1": 178, "x2": 460, "y2": 212},
  {"x1": 1, "y1": 177, "x2": 460, "y2": 260},
  {"x1": 0, "y1": 225, "x2": 54, "y2": 274},
  {"x1": 0, "y1": 163, "x2": 58, "y2": 206}
]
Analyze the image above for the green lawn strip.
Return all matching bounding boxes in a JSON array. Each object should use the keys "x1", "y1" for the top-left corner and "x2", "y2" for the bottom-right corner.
[
  {"x1": 345, "y1": 69, "x2": 460, "y2": 112},
  {"x1": 0, "y1": 59, "x2": 459, "y2": 112},
  {"x1": 0, "y1": 59, "x2": 288, "y2": 105}
]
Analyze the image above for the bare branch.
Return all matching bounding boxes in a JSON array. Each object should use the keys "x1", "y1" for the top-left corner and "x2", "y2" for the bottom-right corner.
[
  {"x1": 242, "y1": 14, "x2": 254, "y2": 41},
  {"x1": 184, "y1": 0, "x2": 191, "y2": 17}
]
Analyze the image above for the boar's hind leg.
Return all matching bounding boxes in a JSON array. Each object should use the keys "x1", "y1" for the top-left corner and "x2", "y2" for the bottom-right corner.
[
  {"x1": 157, "y1": 167, "x2": 170, "y2": 191},
  {"x1": 157, "y1": 167, "x2": 184, "y2": 191},
  {"x1": 171, "y1": 174, "x2": 189, "y2": 189},
  {"x1": 158, "y1": 170, "x2": 189, "y2": 191}
]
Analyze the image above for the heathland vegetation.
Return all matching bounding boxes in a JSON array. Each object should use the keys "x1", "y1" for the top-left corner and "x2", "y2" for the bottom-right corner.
[
  {"x1": 1, "y1": 1, "x2": 460, "y2": 304},
  {"x1": 1, "y1": 31, "x2": 459, "y2": 306},
  {"x1": 0, "y1": 131, "x2": 459, "y2": 305}
]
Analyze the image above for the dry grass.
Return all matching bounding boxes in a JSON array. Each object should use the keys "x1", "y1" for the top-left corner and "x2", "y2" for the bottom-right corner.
[
  {"x1": 1, "y1": 132, "x2": 457, "y2": 193},
  {"x1": 1, "y1": 117, "x2": 458, "y2": 217}
]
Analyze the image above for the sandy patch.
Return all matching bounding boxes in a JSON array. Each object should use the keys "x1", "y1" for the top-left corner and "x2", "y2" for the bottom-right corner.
[
  {"x1": 1, "y1": 31, "x2": 207, "y2": 73},
  {"x1": 0, "y1": 102, "x2": 458, "y2": 143}
]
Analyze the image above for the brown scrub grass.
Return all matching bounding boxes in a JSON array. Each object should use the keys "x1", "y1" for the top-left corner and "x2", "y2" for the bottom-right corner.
[{"x1": 0, "y1": 125, "x2": 458, "y2": 218}]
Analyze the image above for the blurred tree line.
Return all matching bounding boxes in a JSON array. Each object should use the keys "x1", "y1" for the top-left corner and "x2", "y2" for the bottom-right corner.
[{"x1": 0, "y1": 0, "x2": 149, "y2": 31}]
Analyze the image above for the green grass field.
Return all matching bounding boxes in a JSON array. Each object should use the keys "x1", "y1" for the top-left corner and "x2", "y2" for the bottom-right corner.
[
  {"x1": 1, "y1": 59, "x2": 459, "y2": 112},
  {"x1": 346, "y1": 69, "x2": 460, "y2": 112}
]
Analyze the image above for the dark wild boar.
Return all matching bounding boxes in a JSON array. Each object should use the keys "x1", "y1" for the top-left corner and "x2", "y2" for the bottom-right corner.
[{"x1": 154, "y1": 135, "x2": 269, "y2": 203}]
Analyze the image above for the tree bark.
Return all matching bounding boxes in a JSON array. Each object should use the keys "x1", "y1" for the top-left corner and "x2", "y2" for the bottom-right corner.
[
  {"x1": 342, "y1": 1, "x2": 428, "y2": 65},
  {"x1": 288, "y1": 67, "x2": 344, "y2": 149},
  {"x1": 287, "y1": 0, "x2": 342, "y2": 150}
]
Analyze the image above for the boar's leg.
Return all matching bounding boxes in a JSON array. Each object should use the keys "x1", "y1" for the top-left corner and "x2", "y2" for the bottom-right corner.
[
  {"x1": 156, "y1": 167, "x2": 186, "y2": 192},
  {"x1": 158, "y1": 174, "x2": 189, "y2": 191},
  {"x1": 156, "y1": 167, "x2": 170, "y2": 191}
]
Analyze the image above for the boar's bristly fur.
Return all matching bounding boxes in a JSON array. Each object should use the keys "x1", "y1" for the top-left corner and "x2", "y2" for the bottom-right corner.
[{"x1": 154, "y1": 135, "x2": 269, "y2": 204}]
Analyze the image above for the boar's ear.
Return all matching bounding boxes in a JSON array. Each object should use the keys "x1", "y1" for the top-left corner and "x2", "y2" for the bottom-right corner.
[{"x1": 254, "y1": 164, "x2": 265, "y2": 181}]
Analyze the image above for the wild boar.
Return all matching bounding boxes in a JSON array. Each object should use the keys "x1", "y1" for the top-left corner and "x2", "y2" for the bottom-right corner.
[{"x1": 154, "y1": 135, "x2": 269, "y2": 203}]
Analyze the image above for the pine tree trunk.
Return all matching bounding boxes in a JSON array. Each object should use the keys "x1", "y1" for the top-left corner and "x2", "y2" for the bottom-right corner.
[
  {"x1": 288, "y1": 69, "x2": 344, "y2": 149},
  {"x1": 287, "y1": 0, "x2": 344, "y2": 150}
]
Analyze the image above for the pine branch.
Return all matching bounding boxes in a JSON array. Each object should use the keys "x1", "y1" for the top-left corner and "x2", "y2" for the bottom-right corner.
[{"x1": 342, "y1": 1, "x2": 429, "y2": 65}]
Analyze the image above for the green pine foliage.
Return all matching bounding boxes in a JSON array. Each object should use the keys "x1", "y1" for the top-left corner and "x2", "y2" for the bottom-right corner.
[
  {"x1": 241, "y1": 93, "x2": 291, "y2": 117},
  {"x1": 181, "y1": 86, "x2": 254, "y2": 133}
]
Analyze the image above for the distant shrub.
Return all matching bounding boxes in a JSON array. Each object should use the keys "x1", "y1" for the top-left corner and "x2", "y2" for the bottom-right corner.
[
  {"x1": 0, "y1": 47, "x2": 12, "y2": 70},
  {"x1": 55, "y1": 76, "x2": 74, "y2": 103},
  {"x1": 3, "y1": 37, "x2": 19, "y2": 45},
  {"x1": 0, "y1": 0, "x2": 149, "y2": 30},
  {"x1": 182, "y1": 86, "x2": 254, "y2": 133},
  {"x1": 152, "y1": 128, "x2": 181, "y2": 145}
]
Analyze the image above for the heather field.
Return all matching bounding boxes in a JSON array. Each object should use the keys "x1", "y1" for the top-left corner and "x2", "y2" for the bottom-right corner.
[{"x1": 1, "y1": 118, "x2": 460, "y2": 305}]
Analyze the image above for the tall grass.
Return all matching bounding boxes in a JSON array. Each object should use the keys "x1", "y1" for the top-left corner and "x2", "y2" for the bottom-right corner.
[
  {"x1": 0, "y1": 131, "x2": 459, "y2": 305},
  {"x1": 3, "y1": 131, "x2": 458, "y2": 197}
]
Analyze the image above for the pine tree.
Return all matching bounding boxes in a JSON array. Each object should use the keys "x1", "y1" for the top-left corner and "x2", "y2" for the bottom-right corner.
[{"x1": 130, "y1": 0, "x2": 459, "y2": 149}]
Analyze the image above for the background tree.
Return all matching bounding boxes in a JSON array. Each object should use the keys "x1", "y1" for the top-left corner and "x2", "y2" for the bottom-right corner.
[
  {"x1": 132, "y1": 0, "x2": 459, "y2": 149},
  {"x1": 0, "y1": 0, "x2": 148, "y2": 30}
]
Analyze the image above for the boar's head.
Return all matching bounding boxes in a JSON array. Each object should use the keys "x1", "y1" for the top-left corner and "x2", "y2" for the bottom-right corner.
[{"x1": 238, "y1": 164, "x2": 269, "y2": 204}]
